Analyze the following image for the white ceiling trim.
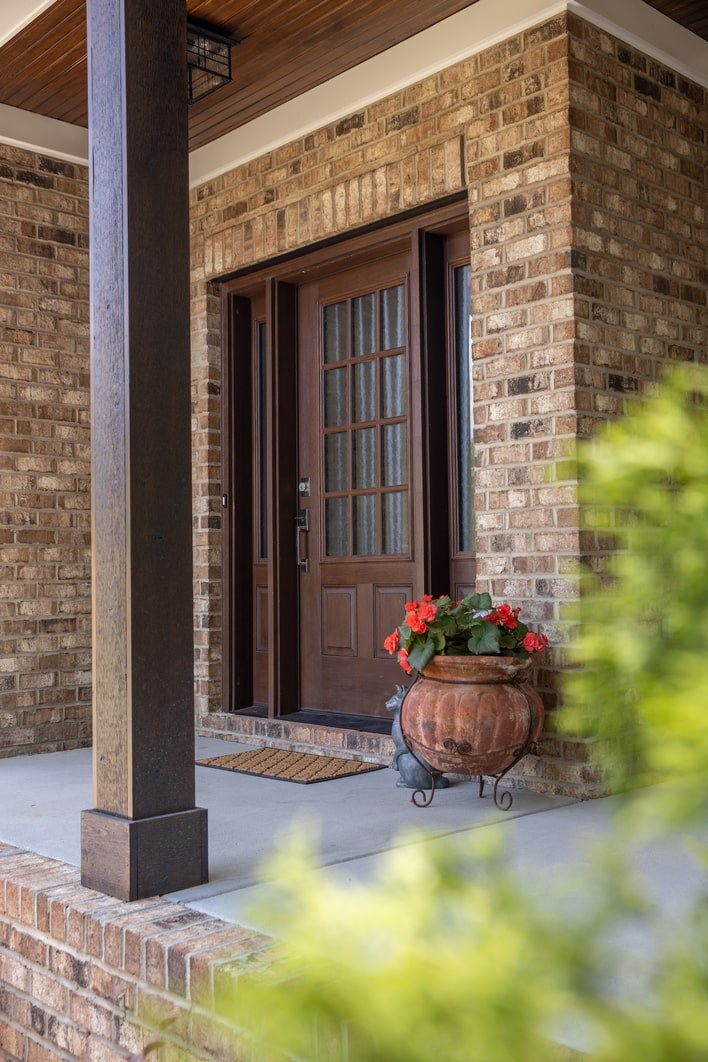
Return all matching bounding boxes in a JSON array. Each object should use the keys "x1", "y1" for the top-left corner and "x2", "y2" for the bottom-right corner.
[
  {"x1": 0, "y1": 103, "x2": 89, "y2": 164},
  {"x1": 0, "y1": 0, "x2": 705, "y2": 179},
  {"x1": 188, "y1": 0, "x2": 708, "y2": 187},
  {"x1": 0, "y1": 0, "x2": 60, "y2": 48},
  {"x1": 188, "y1": 0, "x2": 571, "y2": 187}
]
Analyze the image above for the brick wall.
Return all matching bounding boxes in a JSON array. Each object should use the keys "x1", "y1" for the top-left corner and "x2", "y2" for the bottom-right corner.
[
  {"x1": 188, "y1": 11, "x2": 587, "y2": 792},
  {"x1": 0, "y1": 842, "x2": 269, "y2": 1059},
  {"x1": 1, "y1": 11, "x2": 705, "y2": 793},
  {"x1": 188, "y1": 12, "x2": 706, "y2": 796},
  {"x1": 569, "y1": 14, "x2": 707, "y2": 423},
  {"x1": 0, "y1": 144, "x2": 92, "y2": 760}
]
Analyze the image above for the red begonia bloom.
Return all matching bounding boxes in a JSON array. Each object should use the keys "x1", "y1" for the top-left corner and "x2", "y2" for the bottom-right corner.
[
  {"x1": 418, "y1": 602, "x2": 437, "y2": 623},
  {"x1": 405, "y1": 611, "x2": 427, "y2": 634},
  {"x1": 397, "y1": 647, "x2": 412, "y2": 674},
  {"x1": 523, "y1": 632, "x2": 548, "y2": 652},
  {"x1": 384, "y1": 630, "x2": 400, "y2": 655}
]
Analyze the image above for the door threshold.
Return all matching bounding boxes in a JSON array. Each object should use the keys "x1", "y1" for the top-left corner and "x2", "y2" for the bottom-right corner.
[
  {"x1": 231, "y1": 706, "x2": 392, "y2": 735},
  {"x1": 198, "y1": 711, "x2": 394, "y2": 764}
]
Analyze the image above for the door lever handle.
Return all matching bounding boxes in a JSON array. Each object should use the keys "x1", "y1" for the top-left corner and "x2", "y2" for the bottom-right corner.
[{"x1": 296, "y1": 508, "x2": 309, "y2": 572}]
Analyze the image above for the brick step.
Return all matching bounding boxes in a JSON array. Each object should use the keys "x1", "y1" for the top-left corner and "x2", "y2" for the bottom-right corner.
[{"x1": 197, "y1": 711, "x2": 395, "y2": 765}]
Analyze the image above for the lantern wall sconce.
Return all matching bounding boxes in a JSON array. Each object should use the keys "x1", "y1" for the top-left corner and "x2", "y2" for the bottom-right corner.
[{"x1": 187, "y1": 17, "x2": 236, "y2": 104}]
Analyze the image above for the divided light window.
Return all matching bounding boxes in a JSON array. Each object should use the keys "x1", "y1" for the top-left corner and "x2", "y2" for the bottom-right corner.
[{"x1": 321, "y1": 283, "x2": 409, "y2": 558}]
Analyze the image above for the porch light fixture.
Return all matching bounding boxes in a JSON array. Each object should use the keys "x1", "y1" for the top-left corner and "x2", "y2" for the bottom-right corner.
[{"x1": 186, "y1": 17, "x2": 236, "y2": 104}]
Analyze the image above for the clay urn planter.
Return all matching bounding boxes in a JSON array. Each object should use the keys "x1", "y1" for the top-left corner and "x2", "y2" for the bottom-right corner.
[
  {"x1": 384, "y1": 592, "x2": 548, "y2": 808},
  {"x1": 399, "y1": 654, "x2": 544, "y2": 808}
]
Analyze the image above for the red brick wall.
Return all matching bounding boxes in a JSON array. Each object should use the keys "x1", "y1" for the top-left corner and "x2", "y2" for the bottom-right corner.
[
  {"x1": 1, "y1": 11, "x2": 705, "y2": 795},
  {"x1": 188, "y1": 12, "x2": 706, "y2": 796},
  {"x1": 0, "y1": 145, "x2": 92, "y2": 759},
  {"x1": 569, "y1": 14, "x2": 707, "y2": 424},
  {"x1": 0, "y1": 843, "x2": 269, "y2": 1059}
]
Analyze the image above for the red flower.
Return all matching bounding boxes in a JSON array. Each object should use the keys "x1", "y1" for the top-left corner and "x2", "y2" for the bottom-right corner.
[
  {"x1": 405, "y1": 610, "x2": 427, "y2": 634},
  {"x1": 397, "y1": 647, "x2": 412, "y2": 675},
  {"x1": 418, "y1": 602, "x2": 437, "y2": 623},
  {"x1": 495, "y1": 603, "x2": 518, "y2": 629},
  {"x1": 523, "y1": 632, "x2": 548, "y2": 653},
  {"x1": 404, "y1": 600, "x2": 418, "y2": 612},
  {"x1": 421, "y1": 594, "x2": 434, "y2": 603},
  {"x1": 384, "y1": 630, "x2": 399, "y2": 655}
]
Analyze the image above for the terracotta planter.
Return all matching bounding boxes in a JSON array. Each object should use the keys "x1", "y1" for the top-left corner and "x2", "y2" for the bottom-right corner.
[{"x1": 400, "y1": 655, "x2": 544, "y2": 778}]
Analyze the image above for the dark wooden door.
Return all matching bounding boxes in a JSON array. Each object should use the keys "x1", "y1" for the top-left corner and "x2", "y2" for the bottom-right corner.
[{"x1": 297, "y1": 254, "x2": 419, "y2": 716}]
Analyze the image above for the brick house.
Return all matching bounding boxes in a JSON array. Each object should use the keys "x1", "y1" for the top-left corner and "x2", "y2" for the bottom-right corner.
[
  {"x1": 0, "y1": 1, "x2": 706, "y2": 1055},
  {"x1": 1, "y1": 0, "x2": 706, "y2": 887}
]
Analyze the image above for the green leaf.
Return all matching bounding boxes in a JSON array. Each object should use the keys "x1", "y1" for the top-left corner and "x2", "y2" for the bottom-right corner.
[
  {"x1": 408, "y1": 637, "x2": 436, "y2": 671},
  {"x1": 431, "y1": 629, "x2": 447, "y2": 651},
  {"x1": 438, "y1": 615, "x2": 459, "y2": 637},
  {"x1": 397, "y1": 624, "x2": 413, "y2": 649},
  {"x1": 467, "y1": 623, "x2": 501, "y2": 655}
]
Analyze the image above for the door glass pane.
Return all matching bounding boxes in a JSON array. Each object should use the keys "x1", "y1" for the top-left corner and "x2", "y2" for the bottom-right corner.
[
  {"x1": 383, "y1": 491, "x2": 408, "y2": 554},
  {"x1": 324, "y1": 367, "x2": 348, "y2": 427},
  {"x1": 381, "y1": 354, "x2": 406, "y2": 418},
  {"x1": 380, "y1": 284, "x2": 404, "y2": 349},
  {"x1": 382, "y1": 423, "x2": 406, "y2": 487},
  {"x1": 323, "y1": 301, "x2": 347, "y2": 363},
  {"x1": 352, "y1": 427, "x2": 376, "y2": 489},
  {"x1": 454, "y1": 264, "x2": 474, "y2": 553},
  {"x1": 352, "y1": 360, "x2": 375, "y2": 423},
  {"x1": 320, "y1": 276, "x2": 409, "y2": 561},
  {"x1": 351, "y1": 293, "x2": 375, "y2": 357},
  {"x1": 325, "y1": 432, "x2": 348, "y2": 492},
  {"x1": 353, "y1": 494, "x2": 377, "y2": 555},
  {"x1": 325, "y1": 498, "x2": 349, "y2": 556},
  {"x1": 257, "y1": 322, "x2": 268, "y2": 559}
]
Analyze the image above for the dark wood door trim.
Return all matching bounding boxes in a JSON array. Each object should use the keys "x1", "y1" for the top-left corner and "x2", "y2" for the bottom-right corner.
[
  {"x1": 220, "y1": 200, "x2": 470, "y2": 717},
  {"x1": 221, "y1": 292, "x2": 254, "y2": 710},
  {"x1": 266, "y1": 279, "x2": 299, "y2": 715},
  {"x1": 219, "y1": 194, "x2": 468, "y2": 292},
  {"x1": 416, "y1": 229, "x2": 451, "y2": 597}
]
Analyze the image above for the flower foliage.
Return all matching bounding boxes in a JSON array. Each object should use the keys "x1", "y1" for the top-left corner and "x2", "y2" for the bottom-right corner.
[{"x1": 384, "y1": 591, "x2": 548, "y2": 674}]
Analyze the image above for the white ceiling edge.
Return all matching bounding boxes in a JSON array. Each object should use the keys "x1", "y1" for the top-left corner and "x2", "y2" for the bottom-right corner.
[
  {"x1": 0, "y1": 0, "x2": 59, "y2": 48},
  {"x1": 188, "y1": 0, "x2": 567, "y2": 187},
  {"x1": 0, "y1": 0, "x2": 705, "y2": 182},
  {"x1": 188, "y1": 0, "x2": 708, "y2": 188},
  {"x1": 0, "y1": 103, "x2": 88, "y2": 165}
]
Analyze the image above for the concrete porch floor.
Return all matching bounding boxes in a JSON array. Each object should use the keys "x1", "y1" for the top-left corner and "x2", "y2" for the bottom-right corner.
[
  {"x1": 1, "y1": 737, "x2": 706, "y2": 1056},
  {"x1": 0, "y1": 737, "x2": 704, "y2": 940}
]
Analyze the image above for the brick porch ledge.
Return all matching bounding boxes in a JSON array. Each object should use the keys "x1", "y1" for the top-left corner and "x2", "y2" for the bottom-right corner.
[{"x1": 0, "y1": 843, "x2": 270, "y2": 1059}]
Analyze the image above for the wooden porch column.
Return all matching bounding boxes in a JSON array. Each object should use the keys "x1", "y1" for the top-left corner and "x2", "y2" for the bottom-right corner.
[{"x1": 81, "y1": 0, "x2": 208, "y2": 900}]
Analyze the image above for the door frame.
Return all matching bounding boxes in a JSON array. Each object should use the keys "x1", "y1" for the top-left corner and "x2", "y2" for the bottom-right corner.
[{"x1": 221, "y1": 196, "x2": 469, "y2": 716}]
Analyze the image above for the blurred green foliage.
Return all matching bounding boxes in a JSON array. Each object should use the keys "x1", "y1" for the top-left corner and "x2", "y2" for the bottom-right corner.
[
  {"x1": 564, "y1": 364, "x2": 708, "y2": 822},
  {"x1": 209, "y1": 367, "x2": 708, "y2": 1061}
]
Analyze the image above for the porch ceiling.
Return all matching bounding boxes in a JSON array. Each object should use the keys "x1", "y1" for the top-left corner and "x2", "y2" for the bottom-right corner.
[{"x1": 0, "y1": 0, "x2": 706, "y2": 155}]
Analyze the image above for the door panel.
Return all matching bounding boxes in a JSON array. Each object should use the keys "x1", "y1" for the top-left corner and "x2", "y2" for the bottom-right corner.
[{"x1": 298, "y1": 254, "x2": 417, "y2": 716}]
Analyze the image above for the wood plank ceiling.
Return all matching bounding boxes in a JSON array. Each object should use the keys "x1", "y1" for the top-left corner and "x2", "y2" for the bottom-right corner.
[{"x1": 0, "y1": 0, "x2": 706, "y2": 153}]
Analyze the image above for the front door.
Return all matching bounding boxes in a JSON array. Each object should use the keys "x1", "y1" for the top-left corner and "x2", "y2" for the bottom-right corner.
[
  {"x1": 297, "y1": 254, "x2": 417, "y2": 715},
  {"x1": 220, "y1": 204, "x2": 474, "y2": 720}
]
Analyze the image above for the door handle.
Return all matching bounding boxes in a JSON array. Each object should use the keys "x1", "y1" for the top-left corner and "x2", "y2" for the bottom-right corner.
[{"x1": 296, "y1": 508, "x2": 309, "y2": 572}]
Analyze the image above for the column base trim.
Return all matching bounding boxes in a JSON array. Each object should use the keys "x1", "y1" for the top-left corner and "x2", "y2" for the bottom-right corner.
[{"x1": 80, "y1": 806, "x2": 209, "y2": 901}]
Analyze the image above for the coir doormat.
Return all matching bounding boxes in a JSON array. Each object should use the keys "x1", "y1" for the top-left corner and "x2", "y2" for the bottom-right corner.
[{"x1": 197, "y1": 747, "x2": 385, "y2": 784}]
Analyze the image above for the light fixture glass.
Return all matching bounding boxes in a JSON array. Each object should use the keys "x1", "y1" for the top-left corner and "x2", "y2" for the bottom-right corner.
[{"x1": 186, "y1": 18, "x2": 235, "y2": 104}]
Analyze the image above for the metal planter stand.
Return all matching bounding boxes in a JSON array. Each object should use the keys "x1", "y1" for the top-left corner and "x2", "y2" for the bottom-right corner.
[{"x1": 397, "y1": 657, "x2": 544, "y2": 810}]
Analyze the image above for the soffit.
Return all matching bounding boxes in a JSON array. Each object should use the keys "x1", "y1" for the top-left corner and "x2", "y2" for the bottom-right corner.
[
  {"x1": 0, "y1": 0, "x2": 479, "y2": 152},
  {"x1": 0, "y1": 0, "x2": 705, "y2": 154}
]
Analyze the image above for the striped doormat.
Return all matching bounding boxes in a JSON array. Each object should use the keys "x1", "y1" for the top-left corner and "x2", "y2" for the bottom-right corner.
[{"x1": 198, "y1": 747, "x2": 385, "y2": 784}]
